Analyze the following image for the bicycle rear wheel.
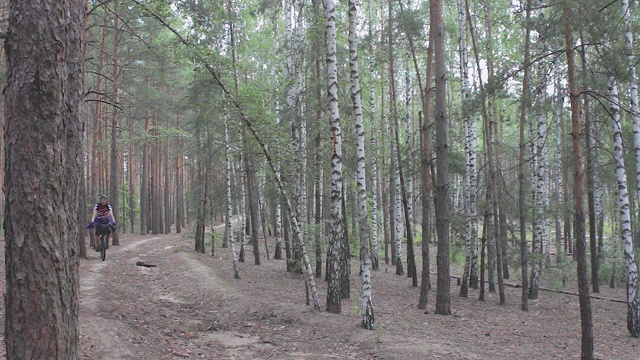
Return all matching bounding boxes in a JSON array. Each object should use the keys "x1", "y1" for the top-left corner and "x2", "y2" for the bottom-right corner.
[{"x1": 100, "y1": 235, "x2": 106, "y2": 261}]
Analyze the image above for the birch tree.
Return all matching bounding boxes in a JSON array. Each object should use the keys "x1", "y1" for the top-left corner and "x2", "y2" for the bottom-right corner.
[
  {"x1": 273, "y1": 17, "x2": 284, "y2": 260},
  {"x1": 458, "y1": 0, "x2": 477, "y2": 297},
  {"x1": 225, "y1": 112, "x2": 241, "y2": 279},
  {"x1": 324, "y1": 0, "x2": 345, "y2": 314},
  {"x1": 529, "y1": 0, "x2": 548, "y2": 300},
  {"x1": 349, "y1": 0, "x2": 374, "y2": 329},
  {"x1": 620, "y1": 0, "x2": 640, "y2": 338},
  {"x1": 368, "y1": 1, "x2": 380, "y2": 270}
]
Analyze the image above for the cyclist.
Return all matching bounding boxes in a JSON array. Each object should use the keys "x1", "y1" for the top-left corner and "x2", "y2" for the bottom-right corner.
[{"x1": 87, "y1": 194, "x2": 116, "y2": 251}]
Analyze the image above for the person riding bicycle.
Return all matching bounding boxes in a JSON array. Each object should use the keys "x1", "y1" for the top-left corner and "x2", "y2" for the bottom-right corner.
[{"x1": 87, "y1": 194, "x2": 116, "y2": 251}]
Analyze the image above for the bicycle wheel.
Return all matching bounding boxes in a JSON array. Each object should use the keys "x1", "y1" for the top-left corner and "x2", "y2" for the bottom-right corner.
[{"x1": 100, "y1": 235, "x2": 106, "y2": 261}]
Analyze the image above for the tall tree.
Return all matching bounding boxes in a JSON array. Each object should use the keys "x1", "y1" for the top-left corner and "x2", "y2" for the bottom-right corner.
[
  {"x1": 529, "y1": 0, "x2": 548, "y2": 299},
  {"x1": 432, "y1": 0, "x2": 451, "y2": 316},
  {"x1": 109, "y1": 0, "x2": 122, "y2": 246},
  {"x1": 324, "y1": 0, "x2": 345, "y2": 314},
  {"x1": 4, "y1": 0, "x2": 86, "y2": 357},
  {"x1": 518, "y1": 0, "x2": 532, "y2": 310},
  {"x1": 348, "y1": 0, "x2": 374, "y2": 329},
  {"x1": 458, "y1": 0, "x2": 477, "y2": 298},
  {"x1": 225, "y1": 107, "x2": 241, "y2": 279},
  {"x1": 564, "y1": 3, "x2": 593, "y2": 356},
  {"x1": 621, "y1": 0, "x2": 640, "y2": 338},
  {"x1": 367, "y1": 0, "x2": 380, "y2": 271}
]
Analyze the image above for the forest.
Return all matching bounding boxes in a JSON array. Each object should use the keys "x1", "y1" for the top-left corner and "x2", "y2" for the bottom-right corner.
[{"x1": 2, "y1": 0, "x2": 640, "y2": 359}]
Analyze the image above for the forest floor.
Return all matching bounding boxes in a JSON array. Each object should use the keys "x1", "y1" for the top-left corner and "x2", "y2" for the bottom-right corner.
[{"x1": 0, "y1": 226, "x2": 638, "y2": 359}]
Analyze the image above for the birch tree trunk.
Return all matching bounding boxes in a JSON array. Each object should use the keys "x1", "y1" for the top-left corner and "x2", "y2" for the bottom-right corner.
[
  {"x1": 387, "y1": 0, "x2": 403, "y2": 276},
  {"x1": 349, "y1": 0, "x2": 374, "y2": 329},
  {"x1": 368, "y1": 3, "x2": 380, "y2": 270},
  {"x1": 458, "y1": 0, "x2": 476, "y2": 298},
  {"x1": 528, "y1": 0, "x2": 547, "y2": 300},
  {"x1": 238, "y1": 155, "x2": 247, "y2": 262},
  {"x1": 324, "y1": 0, "x2": 345, "y2": 314},
  {"x1": 621, "y1": 0, "x2": 640, "y2": 337},
  {"x1": 273, "y1": 17, "x2": 283, "y2": 259},
  {"x1": 404, "y1": 47, "x2": 416, "y2": 280},
  {"x1": 225, "y1": 112, "x2": 240, "y2": 279}
]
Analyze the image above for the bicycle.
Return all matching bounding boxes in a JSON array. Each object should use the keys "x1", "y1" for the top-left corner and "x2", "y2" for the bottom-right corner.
[
  {"x1": 99, "y1": 232, "x2": 109, "y2": 261},
  {"x1": 96, "y1": 219, "x2": 112, "y2": 261}
]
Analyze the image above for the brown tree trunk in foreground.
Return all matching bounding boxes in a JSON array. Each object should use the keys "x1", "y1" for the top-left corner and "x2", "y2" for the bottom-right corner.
[{"x1": 4, "y1": 0, "x2": 86, "y2": 357}]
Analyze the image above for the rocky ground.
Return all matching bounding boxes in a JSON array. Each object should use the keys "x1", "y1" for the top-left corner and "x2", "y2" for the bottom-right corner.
[{"x1": 0, "y1": 227, "x2": 638, "y2": 359}]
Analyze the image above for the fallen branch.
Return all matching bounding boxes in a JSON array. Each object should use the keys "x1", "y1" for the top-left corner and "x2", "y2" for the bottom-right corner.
[{"x1": 448, "y1": 273, "x2": 627, "y2": 304}]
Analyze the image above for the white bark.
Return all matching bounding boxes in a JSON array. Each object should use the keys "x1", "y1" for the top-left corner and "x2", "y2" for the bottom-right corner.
[
  {"x1": 458, "y1": 0, "x2": 477, "y2": 294},
  {"x1": 615, "y1": 5, "x2": 640, "y2": 333},
  {"x1": 274, "y1": 18, "x2": 284, "y2": 259},
  {"x1": 404, "y1": 47, "x2": 414, "y2": 243},
  {"x1": 296, "y1": 1, "x2": 307, "y2": 228},
  {"x1": 367, "y1": 0, "x2": 379, "y2": 271},
  {"x1": 554, "y1": 76, "x2": 564, "y2": 250},
  {"x1": 529, "y1": 1, "x2": 547, "y2": 299},
  {"x1": 225, "y1": 113, "x2": 240, "y2": 279},
  {"x1": 239, "y1": 152, "x2": 247, "y2": 262},
  {"x1": 605, "y1": 32, "x2": 640, "y2": 337},
  {"x1": 325, "y1": 0, "x2": 345, "y2": 313},
  {"x1": 349, "y1": 0, "x2": 374, "y2": 329},
  {"x1": 394, "y1": 144, "x2": 403, "y2": 269}
]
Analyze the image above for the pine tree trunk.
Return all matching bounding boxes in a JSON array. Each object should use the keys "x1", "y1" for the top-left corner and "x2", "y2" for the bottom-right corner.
[
  {"x1": 432, "y1": 0, "x2": 451, "y2": 316},
  {"x1": 109, "y1": 1, "x2": 121, "y2": 246},
  {"x1": 244, "y1": 139, "x2": 261, "y2": 265},
  {"x1": 418, "y1": 35, "x2": 435, "y2": 309},
  {"x1": 140, "y1": 109, "x2": 149, "y2": 235},
  {"x1": 582, "y1": 40, "x2": 598, "y2": 293},
  {"x1": 175, "y1": 113, "x2": 183, "y2": 233},
  {"x1": 4, "y1": 0, "x2": 86, "y2": 356},
  {"x1": 164, "y1": 141, "x2": 171, "y2": 234},
  {"x1": 565, "y1": 7, "x2": 594, "y2": 354}
]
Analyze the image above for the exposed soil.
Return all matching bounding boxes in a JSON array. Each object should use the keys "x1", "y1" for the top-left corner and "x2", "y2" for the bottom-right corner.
[{"x1": 0, "y1": 226, "x2": 638, "y2": 359}]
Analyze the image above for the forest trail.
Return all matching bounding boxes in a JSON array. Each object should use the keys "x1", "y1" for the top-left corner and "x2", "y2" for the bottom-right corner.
[
  {"x1": 77, "y1": 231, "x2": 478, "y2": 360},
  {"x1": 0, "y1": 230, "x2": 636, "y2": 358},
  {"x1": 78, "y1": 232, "x2": 276, "y2": 359}
]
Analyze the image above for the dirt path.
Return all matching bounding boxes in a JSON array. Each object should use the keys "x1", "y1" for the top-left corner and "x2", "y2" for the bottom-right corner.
[
  {"x1": 78, "y1": 233, "x2": 474, "y2": 359},
  {"x1": 68, "y1": 230, "x2": 640, "y2": 359}
]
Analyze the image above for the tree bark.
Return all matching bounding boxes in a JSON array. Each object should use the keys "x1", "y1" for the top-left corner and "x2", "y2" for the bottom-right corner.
[
  {"x1": 432, "y1": 0, "x2": 451, "y2": 316},
  {"x1": 4, "y1": 0, "x2": 86, "y2": 357},
  {"x1": 349, "y1": 0, "x2": 374, "y2": 329},
  {"x1": 324, "y1": 0, "x2": 345, "y2": 314},
  {"x1": 564, "y1": 4, "x2": 594, "y2": 355}
]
